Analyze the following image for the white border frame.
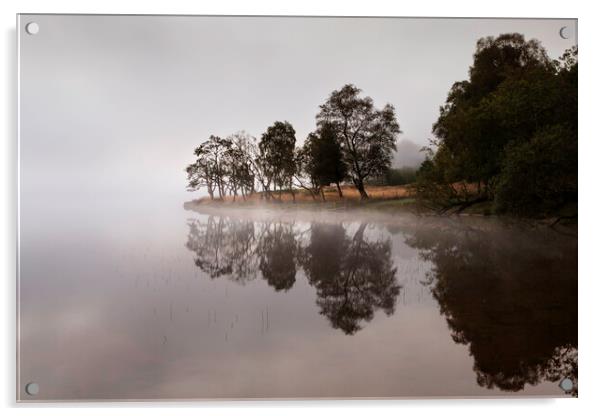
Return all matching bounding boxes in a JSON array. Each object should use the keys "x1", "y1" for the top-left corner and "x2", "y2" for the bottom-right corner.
[{"x1": 2, "y1": 0, "x2": 600, "y2": 414}]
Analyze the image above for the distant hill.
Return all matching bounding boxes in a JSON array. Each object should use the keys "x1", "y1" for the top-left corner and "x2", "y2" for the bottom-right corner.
[{"x1": 392, "y1": 139, "x2": 426, "y2": 169}]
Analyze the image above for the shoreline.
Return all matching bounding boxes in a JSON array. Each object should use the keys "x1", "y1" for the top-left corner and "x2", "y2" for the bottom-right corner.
[{"x1": 183, "y1": 195, "x2": 577, "y2": 235}]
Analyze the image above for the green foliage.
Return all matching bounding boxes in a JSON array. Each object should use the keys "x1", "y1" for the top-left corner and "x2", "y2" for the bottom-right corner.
[
  {"x1": 384, "y1": 167, "x2": 417, "y2": 186},
  {"x1": 414, "y1": 156, "x2": 475, "y2": 212},
  {"x1": 418, "y1": 33, "x2": 577, "y2": 216},
  {"x1": 494, "y1": 124, "x2": 577, "y2": 216},
  {"x1": 367, "y1": 167, "x2": 417, "y2": 186},
  {"x1": 431, "y1": 34, "x2": 555, "y2": 184},
  {"x1": 259, "y1": 121, "x2": 297, "y2": 192},
  {"x1": 305, "y1": 123, "x2": 348, "y2": 187}
]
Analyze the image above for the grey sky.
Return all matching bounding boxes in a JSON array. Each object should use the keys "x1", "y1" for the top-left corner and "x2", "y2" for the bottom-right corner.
[{"x1": 19, "y1": 15, "x2": 577, "y2": 200}]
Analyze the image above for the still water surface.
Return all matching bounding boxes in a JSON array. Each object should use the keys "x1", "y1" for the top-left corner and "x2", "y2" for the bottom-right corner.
[{"x1": 18, "y1": 199, "x2": 577, "y2": 400}]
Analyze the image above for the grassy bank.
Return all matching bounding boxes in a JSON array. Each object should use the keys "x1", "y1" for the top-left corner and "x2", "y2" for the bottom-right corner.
[
  {"x1": 184, "y1": 183, "x2": 576, "y2": 231},
  {"x1": 191, "y1": 184, "x2": 411, "y2": 204},
  {"x1": 186, "y1": 184, "x2": 415, "y2": 208}
]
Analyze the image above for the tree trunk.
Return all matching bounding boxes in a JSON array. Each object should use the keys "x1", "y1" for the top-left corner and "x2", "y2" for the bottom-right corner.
[
  {"x1": 217, "y1": 177, "x2": 225, "y2": 200},
  {"x1": 208, "y1": 183, "x2": 214, "y2": 200},
  {"x1": 336, "y1": 182, "x2": 343, "y2": 198},
  {"x1": 289, "y1": 180, "x2": 296, "y2": 203},
  {"x1": 355, "y1": 179, "x2": 369, "y2": 200},
  {"x1": 321, "y1": 187, "x2": 326, "y2": 202}
]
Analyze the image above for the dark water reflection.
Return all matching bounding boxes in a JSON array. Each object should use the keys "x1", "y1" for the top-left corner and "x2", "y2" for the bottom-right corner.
[
  {"x1": 186, "y1": 213, "x2": 577, "y2": 395},
  {"x1": 18, "y1": 203, "x2": 577, "y2": 400},
  {"x1": 401, "y1": 220, "x2": 578, "y2": 396},
  {"x1": 187, "y1": 218, "x2": 400, "y2": 335},
  {"x1": 301, "y1": 223, "x2": 399, "y2": 335}
]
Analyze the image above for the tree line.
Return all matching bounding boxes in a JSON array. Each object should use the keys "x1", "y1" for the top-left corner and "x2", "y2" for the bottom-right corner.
[
  {"x1": 186, "y1": 84, "x2": 401, "y2": 201},
  {"x1": 187, "y1": 33, "x2": 577, "y2": 216},
  {"x1": 416, "y1": 33, "x2": 578, "y2": 217}
]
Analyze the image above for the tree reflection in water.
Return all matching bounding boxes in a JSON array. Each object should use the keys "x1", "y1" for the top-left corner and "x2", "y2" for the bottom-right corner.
[
  {"x1": 402, "y1": 220, "x2": 578, "y2": 396},
  {"x1": 256, "y1": 222, "x2": 297, "y2": 291},
  {"x1": 186, "y1": 217, "x2": 399, "y2": 334},
  {"x1": 186, "y1": 215, "x2": 577, "y2": 395},
  {"x1": 186, "y1": 217, "x2": 257, "y2": 284},
  {"x1": 300, "y1": 223, "x2": 399, "y2": 335}
]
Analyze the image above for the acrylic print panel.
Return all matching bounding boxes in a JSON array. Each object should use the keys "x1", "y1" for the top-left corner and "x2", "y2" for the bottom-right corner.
[{"x1": 17, "y1": 14, "x2": 578, "y2": 401}]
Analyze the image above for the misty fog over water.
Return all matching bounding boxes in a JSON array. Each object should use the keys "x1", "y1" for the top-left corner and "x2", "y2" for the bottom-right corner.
[{"x1": 18, "y1": 197, "x2": 577, "y2": 399}]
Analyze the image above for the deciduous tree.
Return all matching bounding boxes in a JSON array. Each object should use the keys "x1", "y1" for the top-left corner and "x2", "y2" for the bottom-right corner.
[
  {"x1": 316, "y1": 84, "x2": 400, "y2": 199},
  {"x1": 259, "y1": 121, "x2": 297, "y2": 201}
]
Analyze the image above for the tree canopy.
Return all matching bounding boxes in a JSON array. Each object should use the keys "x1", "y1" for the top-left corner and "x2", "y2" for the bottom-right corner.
[
  {"x1": 316, "y1": 84, "x2": 401, "y2": 199},
  {"x1": 417, "y1": 34, "x2": 577, "y2": 216},
  {"x1": 304, "y1": 123, "x2": 348, "y2": 198},
  {"x1": 259, "y1": 121, "x2": 297, "y2": 200}
]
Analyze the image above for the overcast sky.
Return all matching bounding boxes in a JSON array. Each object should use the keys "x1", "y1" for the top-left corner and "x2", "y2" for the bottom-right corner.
[{"x1": 19, "y1": 15, "x2": 577, "y2": 201}]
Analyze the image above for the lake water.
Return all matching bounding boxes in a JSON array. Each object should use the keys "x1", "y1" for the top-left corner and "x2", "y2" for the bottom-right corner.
[{"x1": 18, "y1": 198, "x2": 577, "y2": 400}]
